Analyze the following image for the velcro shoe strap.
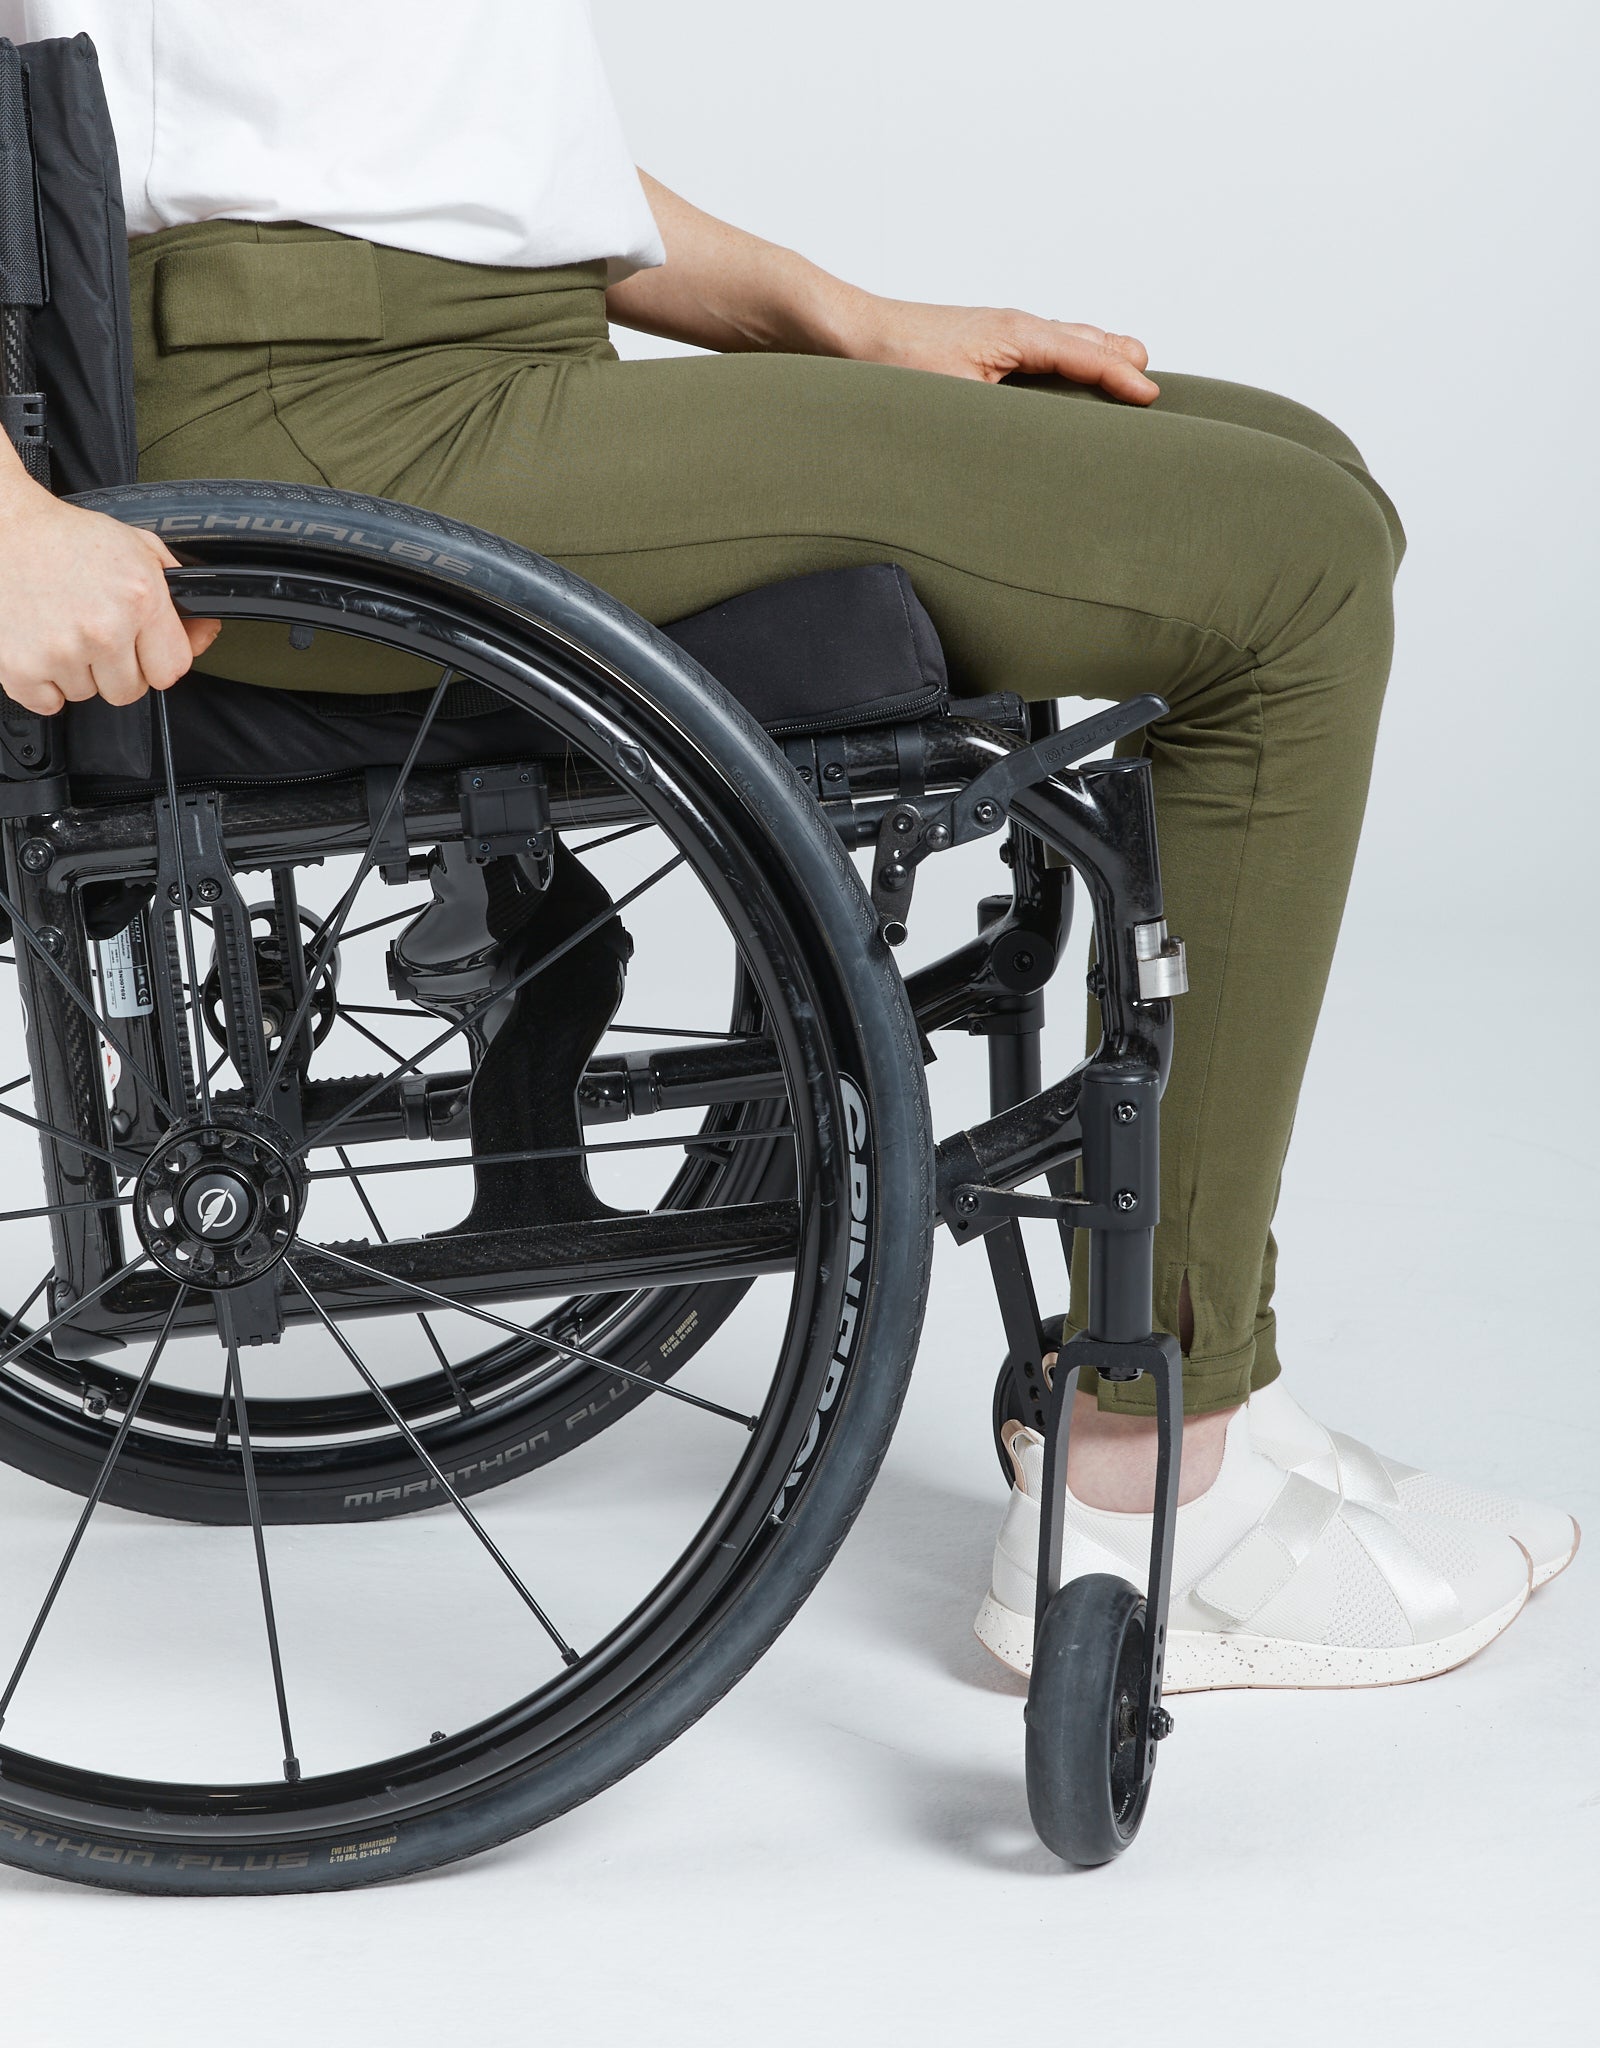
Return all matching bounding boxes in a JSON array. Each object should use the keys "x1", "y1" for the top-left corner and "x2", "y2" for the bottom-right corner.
[
  {"x1": 1341, "y1": 1501, "x2": 1463, "y2": 1641},
  {"x1": 1194, "y1": 1473, "x2": 1343, "y2": 1626},
  {"x1": 1329, "y1": 1429, "x2": 1401, "y2": 1509}
]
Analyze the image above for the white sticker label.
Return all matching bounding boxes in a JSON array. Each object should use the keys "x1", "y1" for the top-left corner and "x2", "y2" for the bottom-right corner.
[{"x1": 97, "y1": 919, "x2": 154, "y2": 1019}]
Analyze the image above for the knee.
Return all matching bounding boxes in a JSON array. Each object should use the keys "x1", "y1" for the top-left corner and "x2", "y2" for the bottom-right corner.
[{"x1": 1238, "y1": 445, "x2": 1399, "y2": 718}]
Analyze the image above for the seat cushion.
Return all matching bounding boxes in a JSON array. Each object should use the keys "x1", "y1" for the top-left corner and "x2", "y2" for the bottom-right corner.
[{"x1": 64, "y1": 563, "x2": 951, "y2": 788}]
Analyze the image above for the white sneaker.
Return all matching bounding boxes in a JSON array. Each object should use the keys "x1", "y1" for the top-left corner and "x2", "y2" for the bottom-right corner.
[
  {"x1": 1248, "y1": 1380, "x2": 1580, "y2": 1591},
  {"x1": 973, "y1": 1409, "x2": 1531, "y2": 1692}
]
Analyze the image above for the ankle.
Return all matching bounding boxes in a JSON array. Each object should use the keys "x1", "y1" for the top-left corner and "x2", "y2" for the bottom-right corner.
[{"x1": 1063, "y1": 1383, "x2": 1236, "y2": 1512}]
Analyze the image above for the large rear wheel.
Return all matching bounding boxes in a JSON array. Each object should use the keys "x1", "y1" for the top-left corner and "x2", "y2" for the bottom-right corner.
[{"x1": 0, "y1": 482, "x2": 932, "y2": 1893}]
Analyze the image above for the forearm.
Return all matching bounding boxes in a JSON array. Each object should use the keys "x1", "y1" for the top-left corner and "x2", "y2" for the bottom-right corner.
[{"x1": 606, "y1": 171, "x2": 879, "y2": 358}]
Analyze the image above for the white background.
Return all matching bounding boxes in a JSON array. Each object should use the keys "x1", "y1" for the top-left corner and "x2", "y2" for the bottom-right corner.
[{"x1": 5, "y1": 2, "x2": 1597, "y2": 2041}]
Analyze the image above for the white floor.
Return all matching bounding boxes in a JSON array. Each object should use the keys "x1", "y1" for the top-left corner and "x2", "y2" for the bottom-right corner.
[{"x1": 2, "y1": 884, "x2": 1595, "y2": 2048}]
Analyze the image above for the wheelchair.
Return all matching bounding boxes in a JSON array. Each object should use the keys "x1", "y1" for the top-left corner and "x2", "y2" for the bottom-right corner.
[{"x1": 0, "y1": 34, "x2": 1189, "y2": 1894}]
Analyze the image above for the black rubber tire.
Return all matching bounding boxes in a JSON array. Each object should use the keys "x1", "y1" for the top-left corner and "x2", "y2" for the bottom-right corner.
[
  {"x1": 0, "y1": 481, "x2": 935, "y2": 1894},
  {"x1": 1025, "y1": 1573, "x2": 1153, "y2": 1865}
]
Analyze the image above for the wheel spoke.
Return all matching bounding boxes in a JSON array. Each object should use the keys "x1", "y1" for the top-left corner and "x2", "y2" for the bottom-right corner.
[
  {"x1": 334, "y1": 1147, "x2": 473, "y2": 1417},
  {"x1": 0, "y1": 1095, "x2": 125, "y2": 1171},
  {"x1": 604, "y1": 1024, "x2": 747, "y2": 1042},
  {"x1": 291, "y1": 851, "x2": 687, "y2": 1164},
  {"x1": 0, "y1": 1252, "x2": 152, "y2": 1377},
  {"x1": 334, "y1": 1009, "x2": 415, "y2": 1071},
  {"x1": 0, "y1": 1193, "x2": 132, "y2": 1227},
  {"x1": 0, "y1": 881, "x2": 178, "y2": 1125},
  {"x1": 282, "y1": 1263, "x2": 580, "y2": 1666},
  {"x1": 296, "y1": 1238, "x2": 760, "y2": 1431},
  {"x1": 303, "y1": 1121, "x2": 795, "y2": 1184},
  {"x1": 216, "y1": 1297, "x2": 302, "y2": 1783},
  {"x1": 336, "y1": 904, "x2": 428, "y2": 946},
  {"x1": 566, "y1": 820, "x2": 654, "y2": 857},
  {"x1": 154, "y1": 693, "x2": 215, "y2": 1120},
  {"x1": 0, "y1": 1272, "x2": 53, "y2": 1355},
  {"x1": 256, "y1": 667, "x2": 456, "y2": 1108},
  {"x1": 0, "y1": 1290, "x2": 188, "y2": 1732}
]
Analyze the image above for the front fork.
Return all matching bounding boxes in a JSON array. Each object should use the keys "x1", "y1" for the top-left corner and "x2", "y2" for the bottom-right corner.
[{"x1": 935, "y1": 745, "x2": 1186, "y2": 1782}]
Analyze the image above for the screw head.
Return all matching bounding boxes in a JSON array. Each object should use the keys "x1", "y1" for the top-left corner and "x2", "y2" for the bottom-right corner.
[
  {"x1": 1013, "y1": 949, "x2": 1035, "y2": 974},
  {"x1": 823, "y1": 762, "x2": 845, "y2": 783},
  {"x1": 973, "y1": 800, "x2": 1000, "y2": 828},
  {"x1": 892, "y1": 813, "x2": 915, "y2": 835},
  {"x1": 196, "y1": 877, "x2": 222, "y2": 903},
  {"x1": 37, "y1": 926, "x2": 65, "y2": 957},
  {"x1": 1114, "y1": 1189, "x2": 1139, "y2": 1213},
  {"x1": 1115, "y1": 1102, "x2": 1138, "y2": 1125},
  {"x1": 19, "y1": 838, "x2": 53, "y2": 873},
  {"x1": 955, "y1": 1189, "x2": 981, "y2": 1216},
  {"x1": 881, "y1": 861, "x2": 908, "y2": 888},
  {"x1": 927, "y1": 823, "x2": 951, "y2": 849}
]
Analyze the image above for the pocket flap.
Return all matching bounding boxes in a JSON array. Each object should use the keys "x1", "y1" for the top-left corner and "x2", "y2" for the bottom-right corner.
[{"x1": 155, "y1": 238, "x2": 385, "y2": 349}]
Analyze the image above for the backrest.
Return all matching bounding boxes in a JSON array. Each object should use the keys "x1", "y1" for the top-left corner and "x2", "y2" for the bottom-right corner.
[{"x1": 0, "y1": 33, "x2": 137, "y2": 496}]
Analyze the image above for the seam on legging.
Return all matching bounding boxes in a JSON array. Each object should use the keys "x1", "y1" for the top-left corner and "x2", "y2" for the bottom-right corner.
[
  {"x1": 1173, "y1": 664, "x2": 1267, "y2": 1324},
  {"x1": 264, "y1": 340, "x2": 336, "y2": 489},
  {"x1": 549, "y1": 530, "x2": 1261, "y2": 661}
]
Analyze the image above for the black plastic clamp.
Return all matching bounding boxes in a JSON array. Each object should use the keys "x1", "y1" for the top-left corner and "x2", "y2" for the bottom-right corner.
[{"x1": 458, "y1": 762, "x2": 554, "y2": 874}]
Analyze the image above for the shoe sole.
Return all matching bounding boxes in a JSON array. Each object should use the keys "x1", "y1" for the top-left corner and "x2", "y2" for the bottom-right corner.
[{"x1": 973, "y1": 1580, "x2": 1531, "y2": 1692}]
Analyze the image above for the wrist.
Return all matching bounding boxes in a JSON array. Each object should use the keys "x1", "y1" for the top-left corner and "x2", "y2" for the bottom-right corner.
[{"x1": 806, "y1": 282, "x2": 899, "y2": 363}]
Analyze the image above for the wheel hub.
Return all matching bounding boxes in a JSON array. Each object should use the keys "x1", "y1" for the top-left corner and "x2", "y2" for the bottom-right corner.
[{"x1": 134, "y1": 1114, "x2": 302, "y2": 1288}]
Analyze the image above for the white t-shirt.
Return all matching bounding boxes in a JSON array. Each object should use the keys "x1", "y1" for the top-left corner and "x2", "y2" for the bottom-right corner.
[{"x1": 0, "y1": 2, "x2": 665, "y2": 277}]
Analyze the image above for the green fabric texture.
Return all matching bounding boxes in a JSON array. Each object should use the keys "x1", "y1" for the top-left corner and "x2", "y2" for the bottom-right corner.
[{"x1": 130, "y1": 219, "x2": 1405, "y2": 1417}]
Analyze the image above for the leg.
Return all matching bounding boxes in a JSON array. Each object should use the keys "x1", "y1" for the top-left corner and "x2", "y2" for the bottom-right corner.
[{"x1": 132, "y1": 226, "x2": 1400, "y2": 1428}]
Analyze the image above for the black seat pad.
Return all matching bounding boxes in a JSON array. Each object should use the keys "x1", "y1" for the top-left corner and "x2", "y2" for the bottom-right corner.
[{"x1": 66, "y1": 563, "x2": 950, "y2": 790}]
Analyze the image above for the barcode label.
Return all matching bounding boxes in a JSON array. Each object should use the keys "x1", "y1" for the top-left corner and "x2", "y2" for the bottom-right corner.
[{"x1": 97, "y1": 917, "x2": 154, "y2": 1018}]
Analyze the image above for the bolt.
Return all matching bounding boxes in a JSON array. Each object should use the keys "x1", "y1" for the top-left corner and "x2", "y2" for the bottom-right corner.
[
  {"x1": 999, "y1": 842, "x2": 1015, "y2": 867},
  {"x1": 926, "y1": 823, "x2": 951, "y2": 849},
  {"x1": 471, "y1": 775, "x2": 484, "y2": 790},
  {"x1": 1152, "y1": 1707, "x2": 1176, "y2": 1742},
  {"x1": 1115, "y1": 1102, "x2": 1138, "y2": 1125},
  {"x1": 973, "y1": 800, "x2": 1000, "y2": 828},
  {"x1": 196, "y1": 878, "x2": 222, "y2": 903},
  {"x1": 892, "y1": 813, "x2": 915, "y2": 836},
  {"x1": 151, "y1": 1237, "x2": 171, "y2": 1256},
  {"x1": 37, "y1": 926, "x2": 65, "y2": 957},
  {"x1": 19, "y1": 838, "x2": 53, "y2": 873},
  {"x1": 478, "y1": 840, "x2": 492, "y2": 857},
  {"x1": 955, "y1": 1189, "x2": 981, "y2": 1216},
  {"x1": 823, "y1": 763, "x2": 845, "y2": 783},
  {"x1": 1114, "y1": 1190, "x2": 1139, "y2": 1213},
  {"x1": 881, "y1": 861, "x2": 908, "y2": 888},
  {"x1": 1013, "y1": 949, "x2": 1035, "y2": 974},
  {"x1": 430, "y1": 1730, "x2": 447, "y2": 1745},
  {"x1": 83, "y1": 1389, "x2": 110, "y2": 1420},
  {"x1": 168, "y1": 883, "x2": 184, "y2": 903}
]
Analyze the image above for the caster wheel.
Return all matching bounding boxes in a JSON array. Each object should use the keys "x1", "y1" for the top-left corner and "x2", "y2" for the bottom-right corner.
[
  {"x1": 991, "y1": 1343, "x2": 1055, "y2": 1482},
  {"x1": 1025, "y1": 1573, "x2": 1154, "y2": 1865}
]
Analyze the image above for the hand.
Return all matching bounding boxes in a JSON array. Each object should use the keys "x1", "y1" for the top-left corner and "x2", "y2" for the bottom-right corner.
[
  {"x1": 0, "y1": 482, "x2": 222, "y2": 716},
  {"x1": 846, "y1": 297, "x2": 1159, "y2": 405}
]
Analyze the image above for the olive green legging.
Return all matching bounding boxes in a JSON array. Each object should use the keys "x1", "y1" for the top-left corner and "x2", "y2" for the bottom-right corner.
[{"x1": 128, "y1": 221, "x2": 1405, "y2": 1416}]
